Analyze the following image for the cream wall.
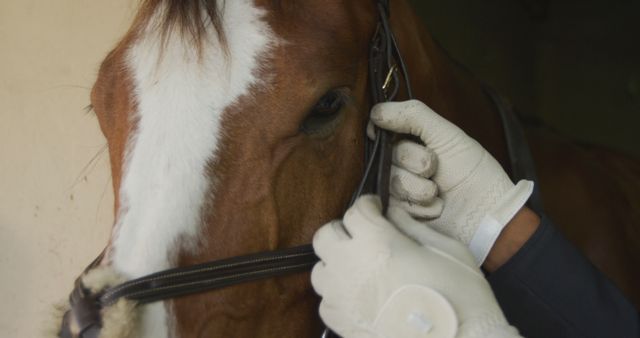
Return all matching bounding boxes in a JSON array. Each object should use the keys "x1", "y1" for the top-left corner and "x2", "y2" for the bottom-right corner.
[{"x1": 0, "y1": 2, "x2": 136, "y2": 336}]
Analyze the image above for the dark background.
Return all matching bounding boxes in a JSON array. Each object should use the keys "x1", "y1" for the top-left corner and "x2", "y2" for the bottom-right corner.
[{"x1": 409, "y1": 0, "x2": 640, "y2": 157}]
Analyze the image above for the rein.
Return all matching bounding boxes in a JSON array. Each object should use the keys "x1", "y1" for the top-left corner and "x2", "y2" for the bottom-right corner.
[{"x1": 59, "y1": 1, "x2": 412, "y2": 337}]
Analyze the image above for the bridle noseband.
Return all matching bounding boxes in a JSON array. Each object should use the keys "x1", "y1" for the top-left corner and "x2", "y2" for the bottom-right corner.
[{"x1": 59, "y1": 1, "x2": 412, "y2": 337}]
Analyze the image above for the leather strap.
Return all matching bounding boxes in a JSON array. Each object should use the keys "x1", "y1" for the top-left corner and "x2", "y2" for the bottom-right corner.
[
  {"x1": 355, "y1": 0, "x2": 414, "y2": 214},
  {"x1": 60, "y1": 246, "x2": 317, "y2": 338},
  {"x1": 100, "y1": 245, "x2": 317, "y2": 305},
  {"x1": 482, "y1": 85, "x2": 544, "y2": 214}
]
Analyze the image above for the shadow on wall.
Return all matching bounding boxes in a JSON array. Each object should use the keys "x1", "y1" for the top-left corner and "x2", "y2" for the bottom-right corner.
[{"x1": 409, "y1": 0, "x2": 640, "y2": 158}]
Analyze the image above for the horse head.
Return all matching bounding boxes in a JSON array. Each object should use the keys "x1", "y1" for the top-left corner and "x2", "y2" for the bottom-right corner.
[{"x1": 63, "y1": 0, "x2": 509, "y2": 337}]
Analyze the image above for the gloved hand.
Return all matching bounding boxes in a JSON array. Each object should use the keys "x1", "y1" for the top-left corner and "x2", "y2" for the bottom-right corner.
[
  {"x1": 312, "y1": 195, "x2": 521, "y2": 338},
  {"x1": 372, "y1": 100, "x2": 533, "y2": 265},
  {"x1": 371, "y1": 121, "x2": 444, "y2": 220}
]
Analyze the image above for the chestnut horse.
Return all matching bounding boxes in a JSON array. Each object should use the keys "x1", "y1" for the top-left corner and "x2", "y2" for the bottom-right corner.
[{"x1": 66, "y1": 0, "x2": 639, "y2": 337}]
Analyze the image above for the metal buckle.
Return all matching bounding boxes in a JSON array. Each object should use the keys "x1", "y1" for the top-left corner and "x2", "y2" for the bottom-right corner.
[{"x1": 381, "y1": 64, "x2": 398, "y2": 99}]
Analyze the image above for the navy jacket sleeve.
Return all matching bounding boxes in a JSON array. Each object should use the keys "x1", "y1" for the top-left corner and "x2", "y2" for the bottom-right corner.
[{"x1": 487, "y1": 216, "x2": 639, "y2": 338}]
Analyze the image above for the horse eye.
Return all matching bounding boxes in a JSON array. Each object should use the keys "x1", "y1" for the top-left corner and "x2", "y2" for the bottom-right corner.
[
  {"x1": 314, "y1": 91, "x2": 343, "y2": 115},
  {"x1": 301, "y1": 90, "x2": 346, "y2": 135}
]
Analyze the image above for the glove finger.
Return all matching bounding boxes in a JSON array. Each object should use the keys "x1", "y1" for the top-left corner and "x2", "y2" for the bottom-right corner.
[
  {"x1": 343, "y1": 195, "x2": 394, "y2": 238},
  {"x1": 390, "y1": 166, "x2": 438, "y2": 205},
  {"x1": 366, "y1": 120, "x2": 376, "y2": 140},
  {"x1": 371, "y1": 100, "x2": 465, "y2": 149},
  {"x1": 388, "y1": 207, "x2": 477, "y2": 269},
  {"x1": 389, "y1": 196, "x2": 443, "y2": 219},
  {"x1": 393, "y1": 140, "x2": 437, "y2": 178},
  {"x1": 313, "y1": 220, "x2": 350, "y2": 263},
  {"x1": 311, "y1": 262, "x2": 331, "y2": 297}
]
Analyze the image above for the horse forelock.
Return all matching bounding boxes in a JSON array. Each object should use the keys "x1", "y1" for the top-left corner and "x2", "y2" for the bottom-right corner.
[
  {"x1": 133, "y1": 0, "x2": 227, "y2": 52},
  {"x1": 101, "y1": 1, "x2": 277, "y2": 337}
]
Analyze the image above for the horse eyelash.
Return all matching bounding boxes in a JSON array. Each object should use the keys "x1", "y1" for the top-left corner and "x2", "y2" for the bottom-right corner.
[{"x1": 84, "y1": 104, "x2": 95, "y2": 115}]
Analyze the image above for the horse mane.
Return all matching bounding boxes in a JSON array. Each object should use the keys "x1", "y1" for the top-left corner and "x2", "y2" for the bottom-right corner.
[{"x1": 133, "y1": 0, "x2": 227, "y2": 49}]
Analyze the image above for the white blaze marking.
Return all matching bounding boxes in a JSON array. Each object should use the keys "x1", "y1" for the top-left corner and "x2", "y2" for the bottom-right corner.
[{"x1": 110, "y1": 1, "x2": 275, "y2": 337}]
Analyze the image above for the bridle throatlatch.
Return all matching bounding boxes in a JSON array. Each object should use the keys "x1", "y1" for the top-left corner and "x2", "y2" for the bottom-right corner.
[{"x1": 58, "y1": 0, "x2": 412, "y2": 337}]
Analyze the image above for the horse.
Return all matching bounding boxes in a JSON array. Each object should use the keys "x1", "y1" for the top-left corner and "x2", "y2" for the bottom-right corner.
[{"x1": 57, "y1": 0, "x2": 640, "y2": 337}]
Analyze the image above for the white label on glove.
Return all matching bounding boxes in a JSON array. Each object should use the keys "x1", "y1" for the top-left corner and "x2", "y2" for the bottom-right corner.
[
  {"x1": 408, "y1": 312, "x2": 433, "y2": 333},
  {"x1": 468, "y1": 215, "x2": 503, "y2": 266}
]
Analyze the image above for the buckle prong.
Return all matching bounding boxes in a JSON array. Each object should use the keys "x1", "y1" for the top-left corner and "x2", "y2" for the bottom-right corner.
[{"x1": 382, "y1": 64, "x2": 398, "y2": 97}]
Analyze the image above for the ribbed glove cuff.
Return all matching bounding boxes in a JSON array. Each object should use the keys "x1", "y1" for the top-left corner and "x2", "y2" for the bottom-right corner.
[{"x1": 458, "y1": 312, "x2": 522, "y2": 338}]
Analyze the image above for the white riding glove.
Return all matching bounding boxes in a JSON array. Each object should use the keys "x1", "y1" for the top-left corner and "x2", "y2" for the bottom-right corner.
[
  {"x1": 372, "y1": 121, "x2": 444, "y2": 220},
  {"x1": 372, "y1": 100, "x2": 534, "y2": 265},
  {"x1": 312, "y1": 195, "x2": 521, "y2": 338}
]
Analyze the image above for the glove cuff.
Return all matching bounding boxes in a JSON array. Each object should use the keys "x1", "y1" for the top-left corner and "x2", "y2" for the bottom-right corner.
[
  {"x1": 458, "y1": 311, "x2": 521, "y2": 338},
  {"x1": 468, "y1": 180, "x2": 534, "y2": 265},
  {"x1": 460, "y1": 323, "x2": 522, "y2": 338}
]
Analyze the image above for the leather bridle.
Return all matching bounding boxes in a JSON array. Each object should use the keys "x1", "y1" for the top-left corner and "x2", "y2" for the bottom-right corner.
[{"x1": 59, "y1": 1, "x2": 412, "y2": 337}]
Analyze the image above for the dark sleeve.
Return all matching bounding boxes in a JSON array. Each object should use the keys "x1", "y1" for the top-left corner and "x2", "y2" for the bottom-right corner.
[{"x1": 487, "y1": 216, "x2": 640, "y2": 338}]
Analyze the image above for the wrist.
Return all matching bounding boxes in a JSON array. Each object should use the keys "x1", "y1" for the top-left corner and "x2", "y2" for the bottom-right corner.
[{"x1": 482, "y1": 207, "x2": 540, "y2": 272}]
